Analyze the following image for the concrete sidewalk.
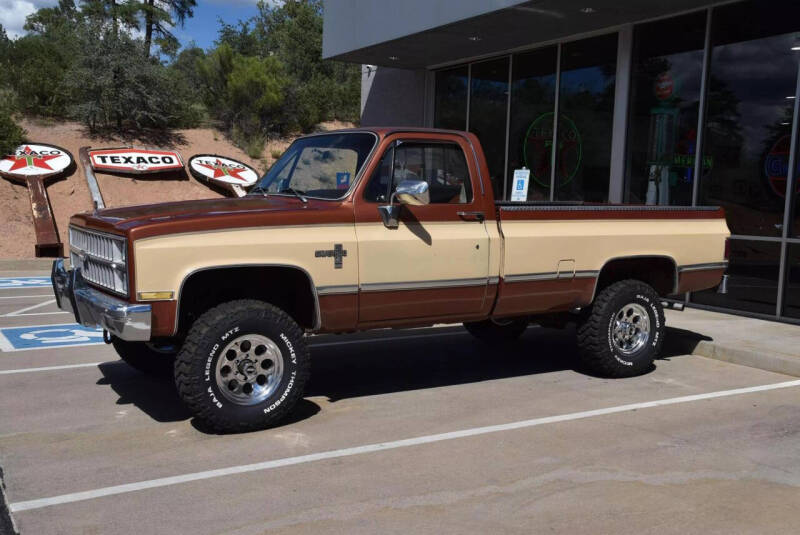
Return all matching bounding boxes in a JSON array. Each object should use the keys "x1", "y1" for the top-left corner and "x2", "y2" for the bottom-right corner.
[{"x1": 667, "y1": 307, "x2": 800, "y2": 377}]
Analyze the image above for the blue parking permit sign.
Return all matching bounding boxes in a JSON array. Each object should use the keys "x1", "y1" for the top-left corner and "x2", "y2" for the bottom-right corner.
[
  {"x1": 0, "y1": 323, "x2": 104, "y2": 352},
  {"x1": 0, "y1": 277, "x2": 52, "y2": 289}
]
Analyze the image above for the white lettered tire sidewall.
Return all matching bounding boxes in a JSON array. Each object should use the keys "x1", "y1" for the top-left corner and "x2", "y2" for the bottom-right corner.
[
  {"x1": 604, "y1": 291, "x2": 662, "y2": 367},
  {"x1": 176, "y1": 300, "x2": 310, "y2": 433},
  {"x1": 576, "y1": 279, "x2": 665, "y2": 378}
]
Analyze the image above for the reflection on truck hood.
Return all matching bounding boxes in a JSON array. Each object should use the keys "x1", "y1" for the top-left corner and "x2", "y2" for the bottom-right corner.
[{"x1": 70, "y1": 195, "x2": 352, "y2": 238}]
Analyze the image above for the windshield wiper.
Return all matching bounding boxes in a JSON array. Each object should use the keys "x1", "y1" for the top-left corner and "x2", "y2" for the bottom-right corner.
[
  {"x1": 248, "y1": 185, "x2": 269, "y2": 197},
  {"x1": 280, "y1": 187, "x2": 308, "y2": 203}
]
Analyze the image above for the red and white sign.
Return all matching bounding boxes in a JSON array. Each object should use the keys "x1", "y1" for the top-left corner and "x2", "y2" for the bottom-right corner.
[
  {"x1": 654, "y1": 72, "x2": 674, "y2": 101},
  {"x1": 89, "y1": 148, "x2": 184, "y2": 174},
  {"x1": 0, "y1": 144, "x2": 73, "y2": 179},
  {"x1": 188, "y1": 154, "x2": 259, "y2": 197}
]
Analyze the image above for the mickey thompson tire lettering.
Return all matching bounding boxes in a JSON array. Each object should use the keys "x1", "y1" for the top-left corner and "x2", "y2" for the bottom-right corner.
[
  {"x1": 576, "y1": 279, "x2": 665, "y2": 378},
  {"x1": 174, "y1": 299, "x2": 310, "y2": 433}
]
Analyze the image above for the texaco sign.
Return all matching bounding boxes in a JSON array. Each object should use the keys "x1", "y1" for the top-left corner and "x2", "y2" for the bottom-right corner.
[
  {"x1": 188, "y1": 154, "x2": 259, "y2": 196},
  {"x1": 0, "y1": 144, "x2": 73, "y2": 180},
  {"x1": 88, "y1": 148, "x2": 184, "y2": 174}
]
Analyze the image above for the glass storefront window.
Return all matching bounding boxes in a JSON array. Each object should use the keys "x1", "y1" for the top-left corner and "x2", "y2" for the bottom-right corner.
[
  {"x1": 700, "y1": 1, "x2": 800, "y2": 236},
  {"x1": 468, "y1": 58, "x2": 510, "y2": 199},
  {"x1": 507, "y1": 46, "x2": 558, "y2": 201},
  {"x1": 625, "y1": 12, "x2": 706, "y2": 206},
  {"x1": 555, "y1": 34, "x2": 617, "y2": 202},
  {"x1": 434, "y1": 66, "x2": 468, "y2": 130},
  {"x1": 692, "y1": 239, "x2": 781, "y2": 315},
  {"x1": 784, "y1": 244, "x2": 800, "y2": 319}
]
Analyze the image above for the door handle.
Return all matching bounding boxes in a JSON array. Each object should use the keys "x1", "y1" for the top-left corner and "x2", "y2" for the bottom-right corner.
[{"x1": 457, "y1": 211, "x2": 485, "y2": 222}]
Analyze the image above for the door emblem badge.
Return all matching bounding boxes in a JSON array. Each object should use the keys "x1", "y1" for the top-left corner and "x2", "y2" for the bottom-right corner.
[{"x1": 315, "y1": 244, "x2": 347, "y2": 269}]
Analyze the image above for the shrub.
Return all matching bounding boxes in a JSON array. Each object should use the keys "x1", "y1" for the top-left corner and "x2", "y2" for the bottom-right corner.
[
  {"x1": 67, "y1": 26, "x2": 195, "y2": 131},
  {"x1": 0, "y1": 95, "x2": 26, "y2": 155}
]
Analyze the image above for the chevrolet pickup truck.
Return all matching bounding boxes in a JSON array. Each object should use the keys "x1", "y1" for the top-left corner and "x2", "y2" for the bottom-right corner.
[{"x1": 52, "y1": 128, "x2": 730, "y2": 432}]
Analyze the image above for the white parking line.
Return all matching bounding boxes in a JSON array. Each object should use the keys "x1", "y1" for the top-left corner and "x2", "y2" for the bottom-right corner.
[
  {"x1": 0, "y1": 362, "x2": 103, "y2": 375},
  {"x1": 2, "y1": 311, "x2": 70, "y2": 317},
  {"x1": 9, "y1": 379, "x2": 800, "y2": 513},
  {"x1": 4, "y1": 299, "x2": 56, "y2": 317},
  {"x1": 0, "y1": 295, "x2": 55, "y2": 299}
]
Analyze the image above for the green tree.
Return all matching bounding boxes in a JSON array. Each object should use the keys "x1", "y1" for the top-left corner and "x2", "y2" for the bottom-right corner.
[
  {"x1": 138, "y1": 0, "x2": 197, "y2": 57},
  {"x1": 67, "y1": 25, "x2": 189, "y2": 131},
  {"x1": 251, "y1": 0, "x2": 360, "y2": 131},
  {"x1": 197, "y1": 44, "x2": 287, "y2": 147}
]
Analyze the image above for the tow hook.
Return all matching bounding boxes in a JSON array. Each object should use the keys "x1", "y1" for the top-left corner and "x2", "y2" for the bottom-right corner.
[{"x1": 103, "y1": 330, "x2": 114, "y2": 344}]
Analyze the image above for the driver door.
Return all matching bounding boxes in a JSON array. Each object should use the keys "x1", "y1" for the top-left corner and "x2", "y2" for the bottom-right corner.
[{"x1": 354, "y1": 135, "x2": 491, "y2": 324}]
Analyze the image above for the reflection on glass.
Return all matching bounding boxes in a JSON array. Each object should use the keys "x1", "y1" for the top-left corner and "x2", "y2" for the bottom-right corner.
[
  {"x1": 784, "y1": 245, "x2": 800, "y2": 319},
  {"x1": 469, "y1": 58, "x2": 510, "y2": 199},
  {"x1": 692, "y1": 239, "x2": 780, "y2": 315},
  {"x1": 793, "y1": 124, "x2": 800, "y2": 238},
  {"x1": 507, "y1": 47, "x2": 557, "y2": 201},
  {"x1": 434, "y1": 67, "x2": 468, "y2": 130},
  {"x1": 556, "y1": 34, "x2": 617, "y2": 202},
  {"x1": 700, "y1": 0, "x2": 800, "y2": 236},
  {"x1": 625, "y1": 12, "x2": 706, "y2": 206}
]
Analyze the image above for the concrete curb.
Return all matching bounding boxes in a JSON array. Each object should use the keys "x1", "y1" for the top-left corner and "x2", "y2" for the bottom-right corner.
[{"x1": 667, "y1": 327, "x2": 800, "y2": 378}]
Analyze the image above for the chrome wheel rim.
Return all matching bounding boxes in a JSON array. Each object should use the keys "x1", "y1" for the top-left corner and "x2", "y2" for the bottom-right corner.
[
  {"x1": 611, "y1": 303, "x2": 650, "y2": 355},
  {"x1": 215, "y1": 334, "x2": 284, "y2": 406}
]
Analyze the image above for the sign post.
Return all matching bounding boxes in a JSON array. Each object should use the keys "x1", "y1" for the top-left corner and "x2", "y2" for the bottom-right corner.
[{"x1": 0, "y1": 144, "x2": 73, "y2": 257}]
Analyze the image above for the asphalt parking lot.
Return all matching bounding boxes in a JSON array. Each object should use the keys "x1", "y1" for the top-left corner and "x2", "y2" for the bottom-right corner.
[{"x1": 1, "y1": 272, "x2": 800, "y2": 535}]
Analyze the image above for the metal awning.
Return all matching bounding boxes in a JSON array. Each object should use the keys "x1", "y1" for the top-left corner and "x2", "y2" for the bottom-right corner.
[{"x1": 324, "y1": 0, "x2": 717, "y2": 69}]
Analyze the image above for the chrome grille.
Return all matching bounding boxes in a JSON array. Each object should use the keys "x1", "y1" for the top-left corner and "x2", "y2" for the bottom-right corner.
[{"x1": 69, "y1": 226, "x2": 128, "y2": 295}]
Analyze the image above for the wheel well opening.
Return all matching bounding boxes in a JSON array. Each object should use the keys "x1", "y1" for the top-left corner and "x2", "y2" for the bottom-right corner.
[
  {"x1": 595, "y1": 257, "x2": 676, "y2": 297},
  {"x1": 177, "y1": 266, "x2": 317, "y2": 334}
]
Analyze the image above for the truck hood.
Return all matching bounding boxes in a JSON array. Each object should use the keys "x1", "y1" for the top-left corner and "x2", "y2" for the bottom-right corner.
[{"x1": 70, "y1": 196, "x2": 353, "y2": 238}]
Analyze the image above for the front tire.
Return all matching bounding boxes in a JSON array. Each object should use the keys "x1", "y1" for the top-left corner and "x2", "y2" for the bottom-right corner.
[
  {"x1": 576, "y1": 280, "x2": 665, "y2": 377},
  {"x1": 174, "y1": 299, "x2": 310, "y2": 433}
]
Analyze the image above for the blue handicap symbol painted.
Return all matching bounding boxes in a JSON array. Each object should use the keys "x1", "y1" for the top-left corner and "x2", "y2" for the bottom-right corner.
[
  {"x1": 0, "y1": 323, "x2": 104, "y2": 351},
  {"x1": 0, "y1": 277, "x2": 52, "y2": 289}
]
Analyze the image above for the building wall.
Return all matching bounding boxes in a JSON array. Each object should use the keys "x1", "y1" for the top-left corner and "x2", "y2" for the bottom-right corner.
[{"x1": 360, "y1": 66, "x2": 432, "y2": 127}]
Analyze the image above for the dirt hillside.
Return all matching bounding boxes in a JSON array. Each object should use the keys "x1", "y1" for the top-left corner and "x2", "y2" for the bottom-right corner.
[{"x1": 0, "y1": 120, "x2": 350, "y2": 259}]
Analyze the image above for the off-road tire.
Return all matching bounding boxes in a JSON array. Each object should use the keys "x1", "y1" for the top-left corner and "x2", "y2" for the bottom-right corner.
[
  {"x1": 112, "y1": 338, "x2": 178, "y2": 377},
  {"x1": 464, "y1": 317, "x2": 529, "y2": 343},
  {"x1": 576, "y1": 279, "x2": 665, "y2": 377},
  {"x1": 174, "y1": 299, "x2": 309, "y2": 433}
]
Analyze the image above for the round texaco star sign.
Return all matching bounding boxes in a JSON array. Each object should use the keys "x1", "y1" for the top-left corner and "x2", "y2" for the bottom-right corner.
[
  {"x1": 188, "y1": 154, "x2": 259, "y2": 189},
  {"x1": 0, "y1": 144, "x2": 73, "y2": 179}
]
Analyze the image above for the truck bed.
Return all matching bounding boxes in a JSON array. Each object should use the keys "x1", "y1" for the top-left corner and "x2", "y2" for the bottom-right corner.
[{"x1": 490, "y1": 203, "x2": 728, "y2": 317}]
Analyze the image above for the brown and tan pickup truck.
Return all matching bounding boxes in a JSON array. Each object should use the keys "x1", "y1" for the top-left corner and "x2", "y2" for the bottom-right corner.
[{"x1": 52, "y1": 128, "x2": 730, "y2": 432}]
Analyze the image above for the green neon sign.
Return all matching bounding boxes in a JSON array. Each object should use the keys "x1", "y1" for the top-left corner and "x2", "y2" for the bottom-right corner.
[{"x1": 523, "y1": 112, "x2": 582, "y2": 188}]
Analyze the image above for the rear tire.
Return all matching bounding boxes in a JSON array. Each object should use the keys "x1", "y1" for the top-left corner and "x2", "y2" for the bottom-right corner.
[
  {"x1": 576, "y1": 279, "x2": 665, "y2": 377},
  {"x1": 174, "y1": 299, "x2": 310, "y2": 433},
  {"x1": 464, "y1": 317, "x2": 528, "y2": 343},
  {"x1": 112, "y1": 338, "x2": 178, "y2": 377}
]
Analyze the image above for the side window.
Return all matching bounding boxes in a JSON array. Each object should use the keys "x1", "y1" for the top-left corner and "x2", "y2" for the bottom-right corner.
[{"x1": 363, "y1": 142, "x2": 473, "y2": 204}]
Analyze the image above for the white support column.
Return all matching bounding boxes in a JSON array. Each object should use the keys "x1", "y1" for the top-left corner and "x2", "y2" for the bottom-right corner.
[{"x1": 608, "y1": 24, "x2": 633, "y2": 204}]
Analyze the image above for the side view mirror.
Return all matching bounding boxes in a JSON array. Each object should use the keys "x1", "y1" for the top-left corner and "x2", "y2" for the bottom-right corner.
[
  {"x1": 394, "y1": 179, "x2": 430, "y2": 206},
  {"x1": 378, "y1": 180, "x2": 430, "y2": 229}
]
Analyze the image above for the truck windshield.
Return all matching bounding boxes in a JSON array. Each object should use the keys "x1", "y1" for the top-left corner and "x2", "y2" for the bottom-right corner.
[{"x1": 250, "y1": 132, "x2": 377, "y2": 200}]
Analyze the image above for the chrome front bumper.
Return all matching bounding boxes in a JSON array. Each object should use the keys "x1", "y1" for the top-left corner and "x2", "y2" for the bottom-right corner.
[{"x1": 52, "y1": 259, "x2": 151, "y2": 341}]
